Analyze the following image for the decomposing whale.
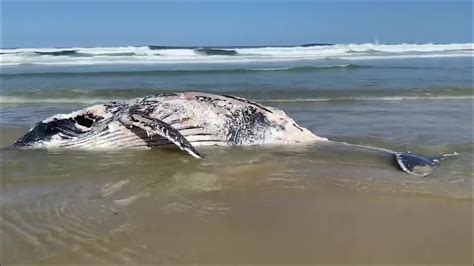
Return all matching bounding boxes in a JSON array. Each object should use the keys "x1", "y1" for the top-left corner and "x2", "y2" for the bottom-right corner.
[{"x1": 13, "y1": 92, "x2": 453, "y2": 176}]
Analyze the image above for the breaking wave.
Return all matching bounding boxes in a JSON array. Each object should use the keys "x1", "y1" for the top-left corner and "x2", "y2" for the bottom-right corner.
[{"x1": 1, "y1": 43, "x2": 472, "y2": 66}]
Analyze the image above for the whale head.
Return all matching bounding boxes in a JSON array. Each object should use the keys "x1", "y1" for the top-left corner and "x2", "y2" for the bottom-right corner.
[
  {"x1": 13, "y1": 104, "x2": 116, "y2": 148},
  {"x1": 13, "y1": 114, "x2": 103, "y2": 148}
]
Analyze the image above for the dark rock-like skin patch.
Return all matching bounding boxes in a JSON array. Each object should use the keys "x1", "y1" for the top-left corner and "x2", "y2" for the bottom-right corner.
[{"x1": 225, "y1": 106, "x2": 277, "y2": 144}]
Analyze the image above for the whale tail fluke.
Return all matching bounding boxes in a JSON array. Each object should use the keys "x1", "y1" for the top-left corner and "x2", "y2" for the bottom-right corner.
[
  {"x1": 394, "y1": 151, "x2": 458, "y2": 177},
  {"x1": 394, "y1": 152, "x2": 440, "y2": 176},
  {"x1": 338, "y1": 141, "x2": 457, "y2": 177}
]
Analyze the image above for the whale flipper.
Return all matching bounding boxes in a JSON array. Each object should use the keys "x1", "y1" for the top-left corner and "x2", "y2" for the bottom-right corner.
[{"x1": 120, "y1": 112, "x2": 202, "y2": 158}]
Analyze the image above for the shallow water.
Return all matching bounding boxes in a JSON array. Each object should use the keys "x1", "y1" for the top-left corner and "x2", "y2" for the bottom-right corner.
[
  {"x1": 1, "y1": 55, "x2": 473, "y2": 263},
  {"x1": 1, "y1": 145, "x2": 473, "y2": 263}
]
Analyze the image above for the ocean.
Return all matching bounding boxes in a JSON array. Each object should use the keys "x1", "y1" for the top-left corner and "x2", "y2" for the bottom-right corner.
[{"x1": 1, "y1": 43, "x2": 473, "y2": 263}]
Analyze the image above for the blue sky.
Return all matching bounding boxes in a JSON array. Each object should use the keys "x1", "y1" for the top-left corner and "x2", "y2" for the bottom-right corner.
[{"x1": 2, "y1": 1, "x2": 472, "y2": 48}]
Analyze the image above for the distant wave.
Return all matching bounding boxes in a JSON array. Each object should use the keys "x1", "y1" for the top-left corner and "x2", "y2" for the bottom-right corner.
[
  {"x1": 194, "y1": 48, "x2": 238, "y2": 56},
  {"x1": 300, "y1": 43, "x2": 333, "y2": 47},
  {"x1": 147, "y1": 43, "x2": 334, "y2": 49},
  {"x1": 1, "y1": 43, "x2": 472, "y2": 66},
  {"x1": 34, "y1": 50, "x2": 81, "y2": 56},
  {"x1": 0, "y1": 64, "x2": 364, "y2": 77},
  {"x1": 248, "y1": 64, "x2": 363, "y2": 72},
  {"x1": 2, "y1": 87, "x2": 472, "y2": 105}
]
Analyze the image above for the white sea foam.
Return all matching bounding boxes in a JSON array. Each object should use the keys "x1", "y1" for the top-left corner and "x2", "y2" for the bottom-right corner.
[{"x1": 0, "y1": 43, "x2": 472, "y2": 66}]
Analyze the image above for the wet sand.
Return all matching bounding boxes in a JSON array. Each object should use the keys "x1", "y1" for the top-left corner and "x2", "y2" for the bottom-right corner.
[{"x1": 2, "y1": 178, "x2": 472, "y2": 264}]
